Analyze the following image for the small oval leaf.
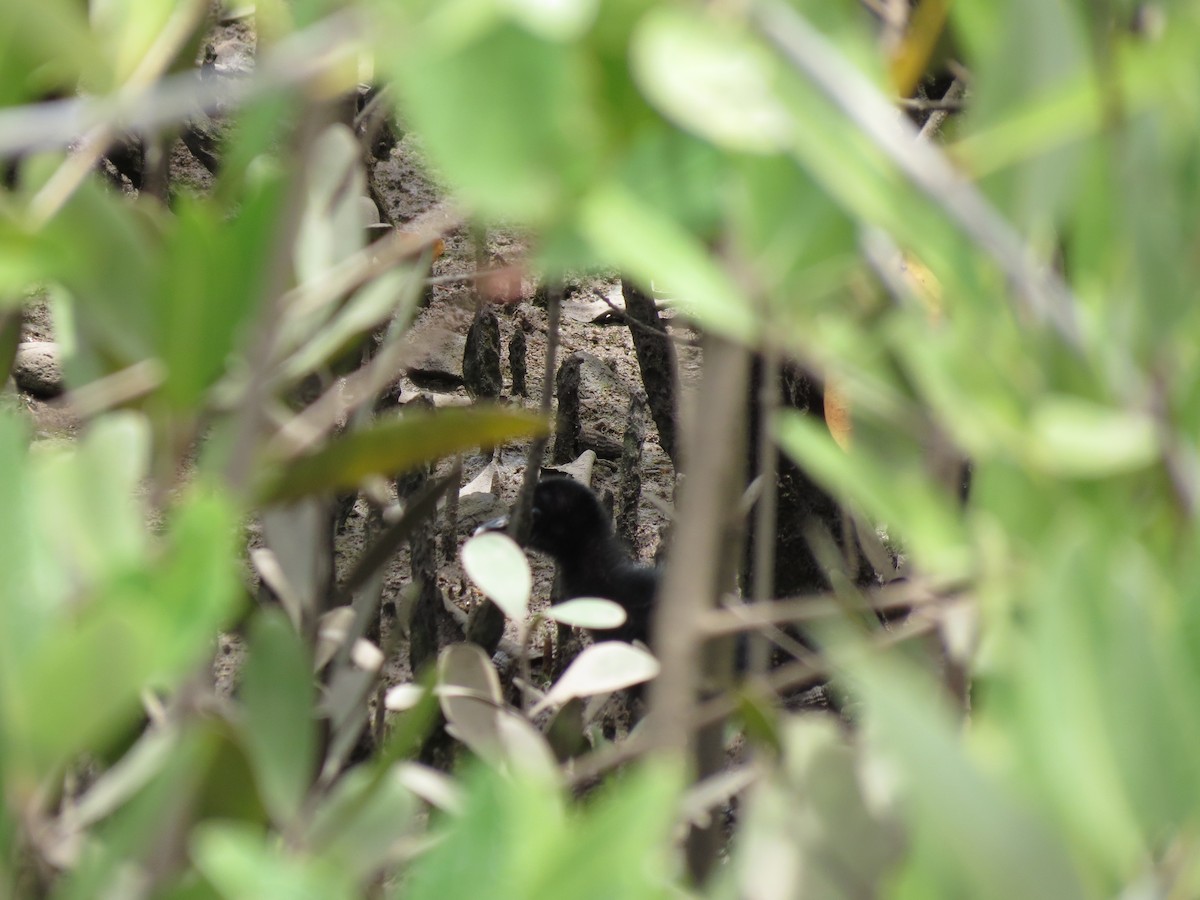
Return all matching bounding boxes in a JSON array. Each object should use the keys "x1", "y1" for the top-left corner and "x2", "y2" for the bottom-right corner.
[
  {"x1": 384, "y1": 684, "x2": 427, "y2": 712},
  {"x1": 533, "y1": 641, "x2": 660, "y2": 714},
  {"x1": 437, "y1": 643, "x2": 503, "y2": 703},
  {"x1": 351, "y1": 639, "x2": 384, "y2": 673},
  {"x1": 461, "y1": 532, "x2": 531, "y2": 622},
  {"x1": 544, "y1": 598, "x2": 628, "y2": 630}
]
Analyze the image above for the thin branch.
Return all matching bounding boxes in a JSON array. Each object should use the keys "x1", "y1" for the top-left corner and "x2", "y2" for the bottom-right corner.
[
  {"x1": 899, "y1": 95, "x2": 966, "y2": 114},
  {"x1": 917, "y1": 78, "x2": 967, "y2": 141},
  {"x1": 567, "y1": 615, "x2": 939, "y2": 787},
  {"x1": 646, "y1": 334, "x2": 750, "y2": 756},
  {"x1": 0, "y1": 12, "x2": 364, "y2": 161},
  {"x1": 699, "y1": 578, "x2": 963, "y2": 636}
]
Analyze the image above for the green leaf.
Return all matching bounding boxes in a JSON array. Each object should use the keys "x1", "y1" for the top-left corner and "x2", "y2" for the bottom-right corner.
[
  {"x1": 950, "y1": 0, "x2": 1089, "y2": 230},
  {"x1": 89, "y1": 0, "x2": 179, "y2": 85},
  {"x1": 544, "y1": 598, "x2": 626, "y2": 630},
  {"x1": 280, "y1": 268, "x2": 421, "y2": 384},
  {"x1": 294, "y1": 124, "x2": 366, "y2": 286},
  {"x1": 38, "y1": 177, "x2": 162, "y2": 383},
  {"x1": 461, "y1": 532, "x2": 531, "y2": 622},
  {"x1": 155, "y1": 184, "x2": 281, "y2": 410},
  {"x1": 579, "y1": 182, "x2": 757, "y2": 341},
  {"x1": 1027, "y1": 396, "x2": 1158, "y2": 477},
  {"x1": 8, "y1": 484, "x2": 241, "y2": 781},
  {"x1": 258, "y1": 406, "x2": 548, "y2": 504},
  {"x1": 527, "y1": 762, "x2": 681, "y2": 900},
  {"x1": 632, "y1": 8, "x2": 793, "y2": 154},
  {"x1": 828, "y1": 632, "x2": 1089, "y2": 900},
  {"x1": 388, "y1": 20, "x2": 601, "y2": 222},
  {"x1": 532, "y1": 641, "x2": 659, "y2": 715},
  {"x1": 33, "y1": 412, "x2": 149, "y2": 593},
  {"x1": 240, "y1": 609, "x2": 316, "y2": 827},
  {"x1": 734, "y1": 716, "x2": 904, "y2": 898},
  {"x1": 302, "y1": 764, "x2": 417, "y2": 883},
  {"x1": 775, "y1": 411, "x2": 968, "y2": 577},
  {"x1": 502, "y1": 0, "x2": 598, "y2": 41},
  {"x1": 0, "y1": 2, "x2": 99, "y2": 104},
  {"x1": 192, "y1": 821, "x2": 356, "y2": 900}
]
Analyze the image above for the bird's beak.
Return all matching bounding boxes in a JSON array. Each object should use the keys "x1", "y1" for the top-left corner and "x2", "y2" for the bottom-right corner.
[{"x1": 474, "y1": 514, "x2": 510, "y2": 536}]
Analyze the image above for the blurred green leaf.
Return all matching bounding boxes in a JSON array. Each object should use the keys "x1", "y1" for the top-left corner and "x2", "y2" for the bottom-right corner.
[
  {"x1": 89, "y1": 0, "x2": 179, "y2": 85},
  {"x1": 294, "y1": 124, "x2": 365, "y2": 286},
  {"x1": 280, "y1": 268, "x2": 420, "y2": 383},
  {"x1": 33, "y1": 412, "x2": 149, "y2": 592},
  {"x1": 303, "y1": 764, "x2": 417, "y2": 883},
  {"x1": 0, "y1": 2, "x2": 98, "y2": 104},
  {"x1": 240, "y1": 610, "x2": 317, "y2": 827},
  {"x1": 37, "y1": 177, "x2": 162, "y2": 384},
  {"x1": 403, "y1": 762, "x2": 679, "y2": 900},
  {"x1": 579, "y1": 182, "x2": 757, "y2": 341},
  {"x1": 386, "y1": 19, "x2": 601, "y2": 222},
  {"x1": 258, "y1": 406, "x2": 548, "y2": 504},
  {"x1": 3, "y1": 480, "x2": 241, "y2": 782},
  {"x1": 1027, "y1": 396, "x2": 1158, "y2": 477},
  {"x1": 775, "y1": 410, "x2": 968, "y2": 576},
  {"x1": 155, "y1": 183, "x2": 281, "y2": 410},
  {"x1": 734, "y1": 715, "x2": 904, "y2": 899},
  {"x1": 951, "y1": 0, "x2": 1089, "y2": 231},
  {"x1": 830, "y1": 632, "x2": 1089, "y2": 900},
  {"x1": 632, "y1": 8, "x2": 793, "y2": 154},
  {"x1": 192, "y1": 821, "x2": 356, "y2": 900}
]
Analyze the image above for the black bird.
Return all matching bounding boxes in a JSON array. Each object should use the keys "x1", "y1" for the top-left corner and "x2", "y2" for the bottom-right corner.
[{"x1": 482, "y1": 477, "x2": 658, "y2": 645}]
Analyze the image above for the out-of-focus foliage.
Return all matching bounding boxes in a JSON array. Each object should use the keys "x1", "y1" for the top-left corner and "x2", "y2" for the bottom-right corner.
[{"x1": 0, "y1": 0, "x2": 1198, "y2": 896}]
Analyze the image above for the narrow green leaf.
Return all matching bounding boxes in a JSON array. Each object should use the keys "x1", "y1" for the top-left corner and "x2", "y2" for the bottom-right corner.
[
  {"x1": 258, "y1": 406, "x2": 548, "y2": 504},
  {"x1": 241, "y1": 609, "x2": 316, "y2": 827},
  {"x1": 280, "y1": 268, "x2": 420, "y2": 383},
  {"x1": 775, "y1": 411, "x2": 968, "y2": 577}
]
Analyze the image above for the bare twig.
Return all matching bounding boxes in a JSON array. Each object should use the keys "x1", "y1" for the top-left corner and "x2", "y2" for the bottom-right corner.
[
  {"x1": 568, "y1": 615, "x2": 939, "y2": 787},
  {"x1": 698, "y1": 578, "x2": 963, "y2": 636},
  {"x1": 647, "y1": 334, "x2": 750, "y2": 756},
  {"x1": 57, "y1": 359, "x2": 166, "y2": 419},
  {"x1": 899, "y1": 95, "x2": 966, "y2": 114},
  {"x1": 917, "y1": 78, "x2": 967, "y2": 141},
  {"x1": 0, "y1": 12, "x2": 365, "y2": 161}
]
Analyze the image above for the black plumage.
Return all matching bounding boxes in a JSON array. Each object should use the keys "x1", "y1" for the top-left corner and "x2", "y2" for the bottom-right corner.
[{"x1": 506, "y1": 477, "x2": 659, "y2": 645}]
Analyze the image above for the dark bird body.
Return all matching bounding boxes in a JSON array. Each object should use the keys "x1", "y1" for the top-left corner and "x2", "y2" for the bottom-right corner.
[{"x1": 488, "y1": 477, "x2": 659, "y2": 645}]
